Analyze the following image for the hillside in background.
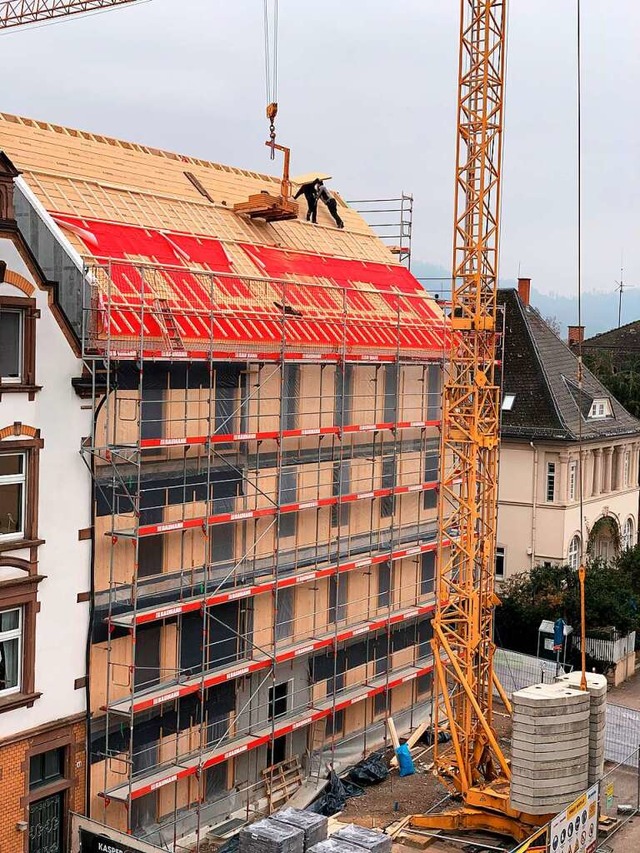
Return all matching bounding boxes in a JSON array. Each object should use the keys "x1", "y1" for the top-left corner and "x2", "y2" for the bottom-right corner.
[{"x1": 411, "y1": 259, "x2": 631, "y2": 338}]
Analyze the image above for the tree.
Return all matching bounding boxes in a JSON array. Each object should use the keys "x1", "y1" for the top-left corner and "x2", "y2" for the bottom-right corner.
[
  {"x1": 496, "y1": 560, "x2": 636, "y2": 656},
  {"x1": 544, "y1": 315, "x2": 562, "y2": 337}
]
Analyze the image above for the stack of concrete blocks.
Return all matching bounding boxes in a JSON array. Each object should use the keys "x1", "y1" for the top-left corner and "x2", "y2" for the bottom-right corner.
[
  {"x1": 271, "y1": 809, "x2": 328, "y2": 851},
  {"x1": 331, "y1": 825, "x2": 392, "y2": 853},
  {"x1": 510, "y1": 682, "x2": 590, "y2": 815},
  {"x1": 309, "y1": 841, "x2": 363, "y2": 853},
  {"x1": 239, "y1": 818, "x2": 305, "y2": 853},
  {"x1": 555, "y1": 671, "x2": 607, "y2": 783}
]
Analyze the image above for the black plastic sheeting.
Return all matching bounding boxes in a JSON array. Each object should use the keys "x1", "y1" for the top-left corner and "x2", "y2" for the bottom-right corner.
[
  {"x1": 418, "y1": 727, "x2": 452, "y2": 746},
  {"x1": 307, "y1": 771, "x2": 365, "y2": 817},
  {"x1": 348, "y1": 752, "x2": 389, "y2": 786}
]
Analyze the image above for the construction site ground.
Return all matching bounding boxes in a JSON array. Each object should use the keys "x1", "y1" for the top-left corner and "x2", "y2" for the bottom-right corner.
[{"x1": 334, "y1": 705, "x2": 514, "y2": 851}]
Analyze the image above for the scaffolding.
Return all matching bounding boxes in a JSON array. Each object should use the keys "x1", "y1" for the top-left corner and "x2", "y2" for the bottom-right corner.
[
  {"x1": 81, "y1": 259, "x2": 447, "y2": 847},
  {"x1": 347, "y1": 194, "x2": 414, "y2": 269}
]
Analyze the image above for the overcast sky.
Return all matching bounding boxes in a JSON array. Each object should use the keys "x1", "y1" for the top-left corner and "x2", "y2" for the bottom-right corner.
[{"x1": 1, "y1": 0, "x2": 638, "y2": 297}]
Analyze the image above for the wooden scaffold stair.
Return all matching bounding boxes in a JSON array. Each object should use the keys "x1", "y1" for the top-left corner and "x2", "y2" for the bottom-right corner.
[{"x1": 263, "y1": 756, "x2": 304, "y2": 813}]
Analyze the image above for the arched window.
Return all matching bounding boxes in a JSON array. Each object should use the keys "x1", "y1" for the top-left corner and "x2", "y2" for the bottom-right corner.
[
  {"x1": 568, "y1": 534, "x2": 581, "y2": 570},
  {"x1": 622, "y1": 517, "x2": 635, "y2": 551}
]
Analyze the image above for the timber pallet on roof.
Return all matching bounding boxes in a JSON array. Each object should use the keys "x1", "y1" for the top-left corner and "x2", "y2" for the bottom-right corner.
[
  {"x1": 108, "y1": 479, "x2": 439, "y2": 539},
  {"x1": 102, "y1": 418, "x2": 441, "y2": 453},
  {"x1": 100, "y1": 659, "x2": 435, "y2": 803},
  {"x1": 108, "y1": 536, "x2": 448, "y2": 629},
  {"x1": 104, "y1": 601, "x2": 436, "y2": 716}
]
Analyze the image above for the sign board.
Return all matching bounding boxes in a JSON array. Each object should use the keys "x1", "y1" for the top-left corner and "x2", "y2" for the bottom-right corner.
[
  {"x1": 605, "y1": 781, "x2": 614, "y2": 809},
  {"x1": 70, "y1": 815, "x2": 163, "y2": 853},
  {"x1": 548, "y1": 784, "x2": 599, "y2": 853}
]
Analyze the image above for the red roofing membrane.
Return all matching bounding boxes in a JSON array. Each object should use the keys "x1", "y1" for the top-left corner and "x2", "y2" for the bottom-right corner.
[{"x1": 53, "y1": 214, "x2": 448, "y2": 356}]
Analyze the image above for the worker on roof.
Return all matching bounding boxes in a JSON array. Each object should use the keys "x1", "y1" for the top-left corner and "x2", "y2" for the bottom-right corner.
[
  {"x1": 317, "y1": 181, "x2": 344, "y2": 229},
  {"x1": 294, "y1": 178, "x2": 320, "y2": 223}
]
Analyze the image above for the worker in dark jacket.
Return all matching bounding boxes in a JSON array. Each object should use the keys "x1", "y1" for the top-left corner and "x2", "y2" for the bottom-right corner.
[
  {"x1": 317, "y1": 181, "x2": 344, "y2": 229},
  {"x1": 294, "y1": 179, "x2": 320, "y2": 223}
]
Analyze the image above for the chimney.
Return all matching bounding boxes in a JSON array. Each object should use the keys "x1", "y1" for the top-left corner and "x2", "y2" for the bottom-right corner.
[
  {"x1": 517, "y1": 277, "x2": 531, "y2": 306},
  {"x1": 567, "y1": 325, "x2": 585, "y2": 348}
]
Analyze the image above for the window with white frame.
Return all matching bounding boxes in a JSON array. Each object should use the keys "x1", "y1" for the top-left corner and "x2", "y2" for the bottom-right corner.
[
  {"x1": 546, "y1": 462, "x2": 556, "y2": 502},
  {"x1": 568, "y1": 534, "x2": 581, "y2": 570},
  {"x1": 623, "y1": 517, "x2": 635, "y2": 551},
  {"x1": 0, "y1": 608, "x2": 22, "y2": 695},
  {"x1": 568, "y1": 461, "x2": 577, "y2": 501},
  {"x1": 624, "y1": 452, "x2": 631, "y2": 487},
  {"x1": 0, "y1": 453, "x2": 26, "y2": 540},
  {"x1": 588, "y1": 398, "x2": 612, "y2": 419}
]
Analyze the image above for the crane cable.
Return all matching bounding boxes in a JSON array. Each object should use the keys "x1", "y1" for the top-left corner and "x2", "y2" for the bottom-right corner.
[
  {"x1": 575, "y1": 0, "x2": 588, "y2": 692},
  {"x1": 264, "y1": 0, "x2": 279, "y2": 158}
]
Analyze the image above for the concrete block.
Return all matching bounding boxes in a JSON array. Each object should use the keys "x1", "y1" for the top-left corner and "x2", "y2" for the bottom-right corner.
[
  {"x1": 511, "y1": 753, "x2": 589, "y2": 771},
  {"x1": 510, "y1": 763, "x2": 588, "y2": 782},
  {"x1": 510, "y1": 782, "x2": 588, "y2": 802},
  {"x1": 512, "y1": 710, "x2": 590, "y2": 727},
  {"x1": 513, "y1": 682, "x2": 591, "y2": 709},
  {"x1": 511, "y1": 735, "x2": 589, "y2": 754},
  {"x1": 555, "y1": 672, "x2": 607, "y2": 698},
  {"x1": 511, "y1": 719, "x2": 591, "y2": 736}
]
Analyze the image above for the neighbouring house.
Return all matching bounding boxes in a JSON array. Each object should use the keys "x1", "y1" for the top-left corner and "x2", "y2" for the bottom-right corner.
[
  {"x1": 0, "y1": 154, "x2": 90, "y2": 850},
  {"x1": 0, "y1": 114, "x2": 448, "y2": 847},
  {"x1": 579, "y1": 320, "x2": 640, "y2": 420},
  {"x1": 495, "y1": 280, "x2": 640, "y2": 581}
]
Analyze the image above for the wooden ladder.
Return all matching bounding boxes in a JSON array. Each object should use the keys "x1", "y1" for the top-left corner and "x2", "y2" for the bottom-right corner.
[
  {"x1": 262, "y1": 756, "x2": 303, "y2": 813},
  {"x1": 310, "y1": 719, "x2": 327, "y2": 783},
  {"x1": 154, "y1": 298, "x2": 184, "y2": 352}
]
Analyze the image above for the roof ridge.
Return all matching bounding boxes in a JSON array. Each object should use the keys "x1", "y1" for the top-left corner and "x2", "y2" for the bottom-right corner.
[
  {"x1": 584, "y1": 318, "x2": 640, "y2": 343},
  {"x1": 0, "y1": 112, "x2": 280, "y2": 184}
]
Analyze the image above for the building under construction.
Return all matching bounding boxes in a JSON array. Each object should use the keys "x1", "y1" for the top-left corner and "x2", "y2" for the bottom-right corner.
[{"x1": 0, "y1": 115, "x2": 449, "y2": 845}]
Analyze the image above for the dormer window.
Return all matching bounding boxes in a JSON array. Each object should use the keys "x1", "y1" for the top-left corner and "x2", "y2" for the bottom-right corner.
[{"x1": 588, "y1": 398, "x2": 612, "y2": 419}]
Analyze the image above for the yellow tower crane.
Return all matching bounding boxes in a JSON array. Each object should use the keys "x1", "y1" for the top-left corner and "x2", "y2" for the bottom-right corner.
[
  {"x1": 411, "y1": 0, "x2": 548, "y2": 841},
  {"x1": 1, "y1": 0, "x2": 555, "y2": 841}
]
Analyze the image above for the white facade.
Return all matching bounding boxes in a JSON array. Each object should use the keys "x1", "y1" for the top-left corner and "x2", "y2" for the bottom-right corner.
[
  {"x1": 497, "y1": 437, "x2": 640, "y2": 580},
  {"x1": 0, "y1": 233, "x2": 91, "y2": 737}
]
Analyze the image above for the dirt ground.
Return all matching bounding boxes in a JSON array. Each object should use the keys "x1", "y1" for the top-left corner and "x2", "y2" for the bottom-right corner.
[{"x1": 338, "y1": 706, "x2": 513, "y2": 827}]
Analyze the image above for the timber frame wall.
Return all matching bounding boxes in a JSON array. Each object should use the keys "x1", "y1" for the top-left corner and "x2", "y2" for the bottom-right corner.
[{"x1": 83, "y1": 262, "x2": 446, "y2": 846}]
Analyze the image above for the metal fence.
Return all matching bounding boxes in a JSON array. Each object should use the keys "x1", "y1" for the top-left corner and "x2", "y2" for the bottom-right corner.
[
  {"x1": 605, "y1": 703, "x2": 640, "y2": 766},
  {"x1": 494, "y1": 648, "x2": 571, "y2": 698},
  {"x1": 597, "y1": 746, "x2": 640, "y2": 850}
]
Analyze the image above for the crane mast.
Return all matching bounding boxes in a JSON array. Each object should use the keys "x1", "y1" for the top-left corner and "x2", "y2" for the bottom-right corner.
[
  {"x1": 0, "y1": 0, "x2": 141, "y2": 29},
  {"x1": 434, "y1": 0, "x2": 507, "y2": 793}
]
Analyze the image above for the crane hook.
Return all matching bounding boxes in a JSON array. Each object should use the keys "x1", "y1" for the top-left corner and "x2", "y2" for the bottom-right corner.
[{"x1": 267, "y1": 101, "x2": 278, "y2": 159}]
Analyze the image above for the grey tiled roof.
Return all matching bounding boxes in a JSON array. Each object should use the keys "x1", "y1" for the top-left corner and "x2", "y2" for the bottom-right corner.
[
  {"x1": 497, "y1": 289, "x2": 640, "y2": 441},
  {"x1": 583, "y1": 320, "x2": 640, "y2": 352}
]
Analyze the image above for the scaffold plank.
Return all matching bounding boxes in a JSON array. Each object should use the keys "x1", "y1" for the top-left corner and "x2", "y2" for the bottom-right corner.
[
  {"x1": 103, "y1": 418, "x2": 441, "y2": 451},
  {"x1": 105, "y1": 602, "x2": 436, "y2": 716},
  {"x1": 100, "y1": 660, "x2": 434, "y2": 802},
  {"x1": 108, "y1": 537, "x2": 448, "y2": 629},
  {"x1": 108, "y1": 480, "x2": 439, "y2": 539}
]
